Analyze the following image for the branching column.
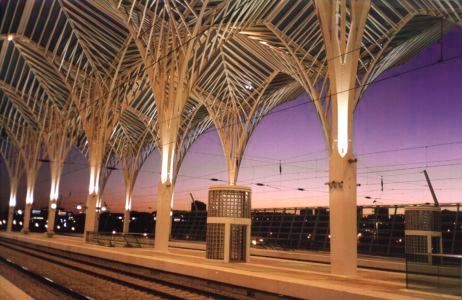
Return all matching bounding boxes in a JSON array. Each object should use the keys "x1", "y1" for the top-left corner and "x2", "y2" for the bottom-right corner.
[
  {"x1": 315, "y1": 0, "x2": 370, "y2": 276},
  {"x1": 43, "y1": 107, "x2": 79, "y2": 236},
  {"x1": 17, "y1": 128, "x2": 42, "y2": 234}
]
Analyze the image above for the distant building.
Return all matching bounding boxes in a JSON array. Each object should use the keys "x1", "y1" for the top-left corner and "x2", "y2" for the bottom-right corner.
[{"x1": 191, "y1": 200, "x2": 206, "y2": 211}]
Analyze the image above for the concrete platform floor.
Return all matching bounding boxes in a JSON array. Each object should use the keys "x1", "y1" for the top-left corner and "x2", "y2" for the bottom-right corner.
[
  {"x1": 0, "y1": 232, "x2": 456, "y2": 300},
  {"x1": 169, "y1": 239, "x2": 405, "y2": 272},
  {"x1": 0, "y1": 275, "x2": 32, "y2": 300}
]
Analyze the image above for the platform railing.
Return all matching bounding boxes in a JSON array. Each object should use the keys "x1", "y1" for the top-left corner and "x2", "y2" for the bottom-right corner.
[
  {"x1": 406, "y1": 252, "x2": 462, "y2": 296},
  {"x1": 86, "y1": 232, "x2": 154, "y2": 248},
  {"x1": 170, "y1": 203, "x2": 462, "y2": 258}
]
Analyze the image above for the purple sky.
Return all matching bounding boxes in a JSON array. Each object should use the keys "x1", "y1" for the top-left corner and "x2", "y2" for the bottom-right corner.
[{"x1": 1, "y1": 29, "x2": 462, "y2": 214}]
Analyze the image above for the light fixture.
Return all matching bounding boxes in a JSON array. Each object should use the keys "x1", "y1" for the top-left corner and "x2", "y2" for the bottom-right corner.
[
  {"x1": 17, "y1": 209, "x2": 23, "y2": 215},
  {"x1": 337, "y1": 92, "x2": 349, "y2": 157},
  {"x1": 244, "y1": 82, "x2": 253, "y2": 91},
  {"x1": 76, "y1": 204, "x2": 83, "y2": 210},
  {"x1": 50, "y1": 203, "x2": 57, "y2": 210},
  {"x1": 7, "y1": 35, "x2": 13, "y2": 41},
  {"x1": 101, "y1": 206, "x2": 107, "y2": 212}
]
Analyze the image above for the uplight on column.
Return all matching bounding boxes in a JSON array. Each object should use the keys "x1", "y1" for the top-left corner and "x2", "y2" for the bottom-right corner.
[
  {"x1": 9, "y1": 193, "x2": 16, "y2": 207},
  {"x1": 50, "y1": 180, "x2": 59, "y2": 202},
  {"x1": 337, "y1": 93, "x2": 349, "y2": 157},
  {"x1": 26, "y1": 188, "x2": 34, "y2": 205},
  {"x1": 125, "y1": 195, "x2": 132, "y2": 211},
  {"x1": 161, "y1": 145, "x2": 175, "y2": 185},
  {"x1": 88, "y1": 167, "x2": 99, "y2": 195}
]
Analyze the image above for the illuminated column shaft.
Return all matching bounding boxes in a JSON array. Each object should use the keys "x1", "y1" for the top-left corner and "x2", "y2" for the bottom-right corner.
[
  {"x1": 7, "y1": 181, "x2": 18, "y2": 232},
  {"x1": 154, "y1": 130, "x2": 176, "y2": 251},
  {"x1": 47, "y1": 161, "x2": 63, "y2": 235},
  {"x1": 84, "y1": 145, "x2": 103, "y2": 240},
  {"x1": 315, "y1": 0, "x2": 369, "y2": 276},
  {"x1": 123, "y1": 186, "x2": 133, "y2": 234},
  {"x1": 22, "y1": 173, "x2": 36, "y2": 233},
  {"x1": 84, "y1": 193, "x2": 100, "y2": 239},
  {"x1": 329, "y1": 107, "x2": 357, "y2": 275}
]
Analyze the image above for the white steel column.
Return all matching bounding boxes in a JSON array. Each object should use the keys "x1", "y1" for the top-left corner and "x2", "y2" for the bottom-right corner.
[
  {"x1": 328, "y1": 123, "x2": 357, "y2": 276},
  {"x1": 315, "y1": 0, "x2": 370, "y2": 276}
]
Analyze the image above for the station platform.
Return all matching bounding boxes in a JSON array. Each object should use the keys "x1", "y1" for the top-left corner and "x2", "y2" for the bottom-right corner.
[
  {"x1": 169, "y1": 240, "x2": 405, "y2": 272},
  {"x1": 0, "y1": 275, "x2": 32, "y2": 300},
  {"x1": 0, "y1": 232, "x2": 455, "y2": 300}
]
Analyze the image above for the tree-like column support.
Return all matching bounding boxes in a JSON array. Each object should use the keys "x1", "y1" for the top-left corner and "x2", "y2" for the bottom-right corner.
[
  {"x1": 6, "y1": 205, "x2": 14, "y2": 232},
  {"x1": 328, "y1": 150, "x2": 357, "y2": 276},
  {"x1": 314, "y1": 0, "x2": 370, "y2": 276},
  {"x1": 154, "y1": 181, "x2": 174, "y2": 252}
]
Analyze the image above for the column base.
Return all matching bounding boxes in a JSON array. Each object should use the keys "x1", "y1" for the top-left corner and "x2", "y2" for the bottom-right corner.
[{"x1": 46, "y1": 231, "x2": 55, "y2": 238}]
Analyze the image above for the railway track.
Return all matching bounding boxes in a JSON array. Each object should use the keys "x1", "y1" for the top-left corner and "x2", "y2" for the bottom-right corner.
[
  {"x1": 0, "y1": 254, "x2": 90, "y2": 299},
  {"x1": 0, "y1": 238, "x2": 295, "y2": 300}
]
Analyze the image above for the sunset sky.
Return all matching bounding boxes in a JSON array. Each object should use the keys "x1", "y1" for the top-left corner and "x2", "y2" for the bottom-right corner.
[{"x1": 1, "y1": 28, "x2": 462, "y2": 214}]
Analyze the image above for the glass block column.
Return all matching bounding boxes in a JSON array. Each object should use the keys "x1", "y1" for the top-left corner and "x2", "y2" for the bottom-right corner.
[
  {"x1": 206, "y1": 185, "x2": 251, "y2": 262},
  {"x1": 405, "y1": 205, "x2": 442, "y2": 264}
]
